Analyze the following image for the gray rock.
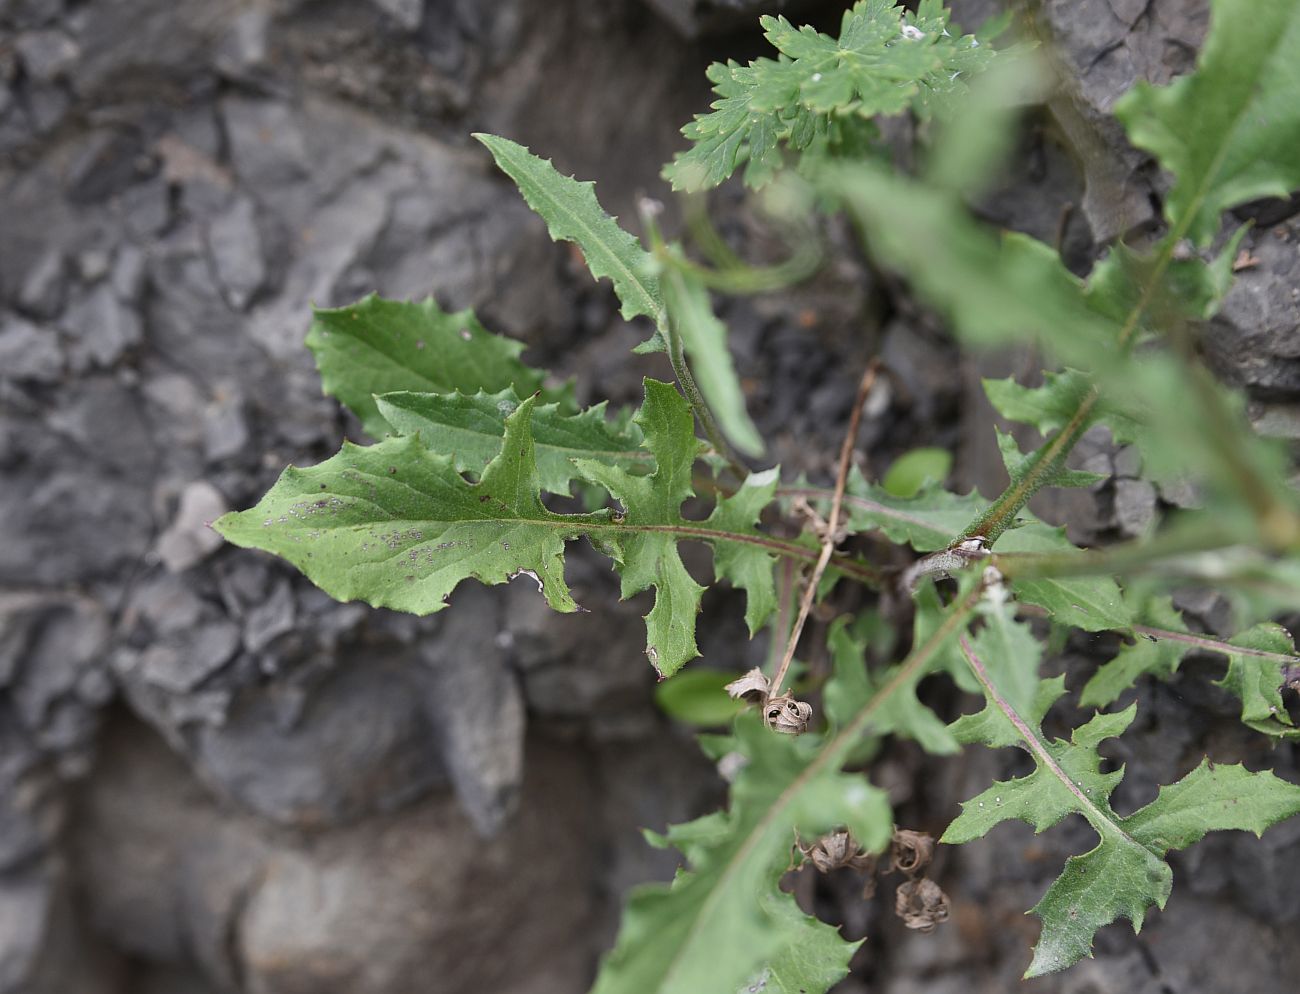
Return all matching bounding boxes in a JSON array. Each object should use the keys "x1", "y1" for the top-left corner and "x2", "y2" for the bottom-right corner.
[
  {"x1": 64, "y1": 130, "x2": 150, "y2": 205},
  {"x1": 119, "y1": 180, "x2": 172, "y2": 239},
  {"x1": 154, "y1": 481, "x2": 228, "y2": 573},
  {"x1": 241, "y1": 579, "x2": 295, "y2": 654},
  {"x1": 201, "y1": 388, "x2": 250, "y2": 463},
  {"x1": 419, "y1": 584, "x2": 524, "y2": 835},
  {"x1": 139, "y1": 622, "x2": 241, "y2": 693},
  {"x1": 191, "y1": 655, "x2": 451, "y2": 825},
  {"x1": 109, "y1": 245, "x2": 147, "y2": 303},
  {"x1": 0, "y1": 315, "x2": 63, "y2": 383},
  {"x1": 1112, "y1": 444, "x2": 1142, "y2": 478},
  {"x1": 13, "y1": 28, "x2": 78, "y2": 82},
  {"x1": 368, "y1": 0, "x2": 424, "y2": 30},
  {"x1": 1114, "y1": 477, "x2": 1157, "y2": 537},
  {"x1": 60, "y1": 285, "x2": 142, "y2": 368},
  {"x1": 15, "y1": 250, "x2": 66, "y2": 318},
  {"x1": 206, "y1": 196, "x2": 265, "y2": 310}
]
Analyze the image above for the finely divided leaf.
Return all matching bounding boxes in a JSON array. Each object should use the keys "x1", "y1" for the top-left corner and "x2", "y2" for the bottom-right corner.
[
  {"x1": 375, "y1": 387, "x2": 649, "y2": 496},
  {"x1": 306, "y1": 294, "x2": 557, "y2": 438},
  {"x1": 474, "y1": 134, "x2": 665, "y2": 349},
  {"x1": 664, "y1": 1, "x2": 994, "y2": 191},
  {"x1": 1115, "y1": 0, "x2": 1300, "y2": 246}
]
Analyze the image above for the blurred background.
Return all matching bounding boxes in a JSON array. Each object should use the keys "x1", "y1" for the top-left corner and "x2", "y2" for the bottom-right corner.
[{"x1": 1, "y1": 0, "x2": 1298, "y2": 991}]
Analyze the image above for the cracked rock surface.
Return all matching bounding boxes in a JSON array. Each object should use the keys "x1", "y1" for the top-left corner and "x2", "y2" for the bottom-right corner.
[{"x1": 1, "y1": 1, "x2": 1298, "y2": 992}]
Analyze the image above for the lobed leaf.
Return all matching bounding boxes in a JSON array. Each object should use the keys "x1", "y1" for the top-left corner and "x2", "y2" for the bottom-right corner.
[
  {"x1": 217, "y1": 380, "x2": 791, "y2": 677},
  {"x1": 946, "y1": 603, "x2": 1300, "y2": 976},
  {"x1": 994, "y1": 523, "x2": 1131, "y2": 632}
]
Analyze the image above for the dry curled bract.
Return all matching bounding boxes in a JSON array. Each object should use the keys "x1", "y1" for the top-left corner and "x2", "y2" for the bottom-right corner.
[
  {"x1": 724, "y1": 667, "x2": 771, "y2": 704},
  {"x1": 894, "y1": 877, "x2": 950, "y2": 933},
  {"x1": 764, "y1": 695, "x2": 812, "y2": 734},
  {"x1": 889, "y1": 828, "x2": 935, "y2": 877}
]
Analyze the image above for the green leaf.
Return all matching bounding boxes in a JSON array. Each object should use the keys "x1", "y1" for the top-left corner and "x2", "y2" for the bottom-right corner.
[
  {"x1": 1215, "y1": 624, "x2": 1300, "y2": 737},
  {"x1": 575, "y1": 381, "x2": 709, "y2": 674},
  {"x1": 1079, "y1": 596, "x2": 1190, "y2": 709},
  {"x1": 664, "y1": 0, "x2": 995, "y2": 192},
  {"x1": 705, "y1": 468, "x2": 782, "y2": 635},
  {"x1": 945, "y1": 603, "x2": 1300, "y2": 976},
  {"x1": 660, "y1": 256, "x2": 765, "y2": 458},
  {"x1": 305, "y1": 294, "x2": 556, "y2": 438},
  {"x1": 995, "y1": 429, "x2": 1105, "y2": 491},
  {"x1": 375, "y1": 387, "x2": 649, "y2": 496},
  {"x1": 787, "y1": 467, "x2": 987, "y2": 552},
  {"x1": 994, "y1": 523, "x2": 1131, "y2": 632},
  {"x1": 213, "y1": 395, "x2": 588, "y2": 616},
  {"x1": 473, "y1": 133, "x2": 666, "y2": 349},
  {"x1": 824, "y1": 607, "x2": 960, "y2": 755},
  {"x1": 1115, "y1": 0, "x2": 1300, "y2": 246},
  {"x1": 881, "y1": 447, "x2": 952, "y2": 498},
  {"x1": 824, "y1": 161, "x2": 1122, "y2": 371},
  {"x1": 217, "y1": 380, "x2": 794, "y2": 677},
  {"x1": 654, "y1": 669, "x2": 746, "y2": 726},
  {"x1": 591, "y1": 716, "x2": 888, "y2": 994}
]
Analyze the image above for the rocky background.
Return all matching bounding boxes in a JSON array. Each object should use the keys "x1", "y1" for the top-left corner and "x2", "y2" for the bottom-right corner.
[{"x1": 1, "y1": 1, "x2": 1298, "y2": 992}]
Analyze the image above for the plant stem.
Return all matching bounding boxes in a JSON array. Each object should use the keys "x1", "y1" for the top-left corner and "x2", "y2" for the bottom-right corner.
[{"x1": 768, "y1": 361, "x2": 881, "y2": 702}]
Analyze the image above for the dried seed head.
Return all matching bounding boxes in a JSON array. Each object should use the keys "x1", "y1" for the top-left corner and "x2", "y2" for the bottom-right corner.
[
  {"x1": 800, "y1": 830, "x2": 876, "y2": 874},
  {"x1": 725, "y1": 667, "x2": 771, "y2": 704},
  {"x1": 894, "y1": 877, "x2": 950, "y2": 932},
  {"x1": 764, "y1": 694, "x2": 813, "y2": 735},
  {"x1": 889, "y1": 828, "x2": 935, "y2": 877}
]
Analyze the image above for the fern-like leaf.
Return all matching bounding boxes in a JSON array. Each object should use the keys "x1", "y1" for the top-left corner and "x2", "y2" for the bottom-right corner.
[{"x1": 664, "y1": 0, "x2": 994, "y2": 192}]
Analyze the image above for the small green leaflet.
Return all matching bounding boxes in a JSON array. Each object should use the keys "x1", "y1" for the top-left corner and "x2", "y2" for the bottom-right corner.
[
  {"x1": 660, "y1": 252, "x2": 765, "y2": 458},
  {"x1": 216, "y1": 380, "x2": 787, "y2": 678},
  {"x1": 995, "y1": 428, "x2": 1105, "y2": 492},
  {"x1": 575, "y1": 381, "x2": 776, "y2": 673},
  {"x1": 1082, "y1": 596, "x2": 1300, "y2": 738},
  {"x1": 1115, "y1": 0, "x2": 1300, "y2": 247},
  {"x1": 376, "y1": 388, "x2": 649, "y2": 497},
  {"x1": 306, "y1": 294, "x2": 560, "y2": 438},
  {"x1": 945, "y1": 605, "x2": 1300, "y2": 977},
  {"x1": 825, "y1": 608, "x2": 959, "y2": 755},
  {"x1": 474, "y1": 133, "x2": 666, "y2": 352},
  {"x1": 663, "y1": 0, "x2": 994, "y2": 192},
  {"x1": 785, "y1": 467, "x2": 987, "y2": 552},
  {"x1": 994, "y1": 522, "x2": 1131, "y2": 632}
]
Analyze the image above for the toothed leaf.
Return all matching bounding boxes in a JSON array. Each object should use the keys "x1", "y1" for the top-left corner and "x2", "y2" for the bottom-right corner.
[
  {"x1": 474, "y1": 133, "x2": 666, "y2": 351},
  {"x1": 306, "y1": 294, "x2": 561, "y2": 438},
  {"x1": 375, "y1": 387, "x2": 649, "y2": 497}
]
